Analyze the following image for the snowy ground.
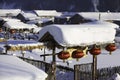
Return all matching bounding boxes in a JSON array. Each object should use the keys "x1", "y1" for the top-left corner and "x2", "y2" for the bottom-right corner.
[
  {"x1": 7, "y1": 45, "x2": 120, "y2": 69},
  {"x1": 0, "y1": 11, "x2": 120, "y2": 80},
  {"x1": 2, "y1": 40, "x2": 120, "y2": 69},
  {"x1": 1, "y1": 42, "x2": 120, "y2": 80},
  {"x1": 0, "y1": 55, "x2": 47, "y2": 80},
  {"x1": 0, "y1": 37, "x2": 120, "y2": 80}
]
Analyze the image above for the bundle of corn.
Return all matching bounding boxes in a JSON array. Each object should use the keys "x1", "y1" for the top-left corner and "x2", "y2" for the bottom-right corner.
[
  {"x1": 0, "y1": 38, "x2": 5, "y2": 42},
  {"x1": 27, "y1": 46, "x2": 31, "y2": 50},
  {"x1": 38, "y1": 45, "x2": 44, "y2": 49},
  {"x1": 15, "y1": 46, "x2": 20, "y2": 51},
  {"x1": 10, "y1": 46, "x2": 16, "y2": 51}
]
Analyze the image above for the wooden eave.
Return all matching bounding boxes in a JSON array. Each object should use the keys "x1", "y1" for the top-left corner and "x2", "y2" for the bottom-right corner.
[{"x1": 38, "y1": 32, "x2": 63, "y2": 48}]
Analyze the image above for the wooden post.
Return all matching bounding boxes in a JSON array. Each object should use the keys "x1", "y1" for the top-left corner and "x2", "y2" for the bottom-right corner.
[
  {"x1": 74, "y1": 65, "x2": 79, "y2": 80},
  {"x1": 99, "y1": 13, "x2": 101, "y2": 20},
  {"x1": 43, "y1": 47, "x2": 46, "y2": 61},
  {"x1": 5, "y1": 30, "x2": 8, "y2": 54},
  {"x1": 52, "y1": 43, "x2": 56, "y2": 80},
  {"x1": 92, "y1": 55, "x2": 97, "y2": 80},
  {"x1": 5, "y1": 45, "x2": 8, "y2": 54},
  {"x1": 45, "y1": 41, "x2": 56, "y2": 80}
]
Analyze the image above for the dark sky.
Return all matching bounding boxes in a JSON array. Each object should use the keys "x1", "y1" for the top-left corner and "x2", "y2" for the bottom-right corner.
[{"x1": 0, "y1": 0, "x2": 120, "y2": 12}]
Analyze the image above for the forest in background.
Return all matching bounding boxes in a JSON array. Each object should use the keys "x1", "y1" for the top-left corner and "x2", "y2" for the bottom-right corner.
[{"x1": 0, "y1": 0, "x2": 120, "y2": 12}]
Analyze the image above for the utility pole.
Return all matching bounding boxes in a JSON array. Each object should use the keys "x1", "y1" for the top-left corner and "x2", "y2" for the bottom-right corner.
[{"x1": 92, "y1": 55, "x2": 97, "y2": 80}]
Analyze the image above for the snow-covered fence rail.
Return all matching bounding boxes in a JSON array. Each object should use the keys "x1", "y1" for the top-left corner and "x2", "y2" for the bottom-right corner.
[
  {"x1": 74, "y1": 63, "x2": 120, "y2": 80},
  {"x1": 19, "y1": 57, "x2": 120, "y2": 80},
  {"x1": 19, "y1": 57, "x2": 51, "y2": 71},
  {"x1": 19, "y1": 57, "x2": 74, "y2": 71},
  {"x1": 19, "y1": 57, "x2": 74, "y2": 80}
]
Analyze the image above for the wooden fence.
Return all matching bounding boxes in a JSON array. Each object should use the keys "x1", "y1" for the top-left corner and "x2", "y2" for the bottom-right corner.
[
  {"x1": 74, "y1": 64, "x2": 120, "y2": 80},
  {"x1": 19, "y1": 57, "x2": 120, "y2": 80},
  {"x1": 19, "y1": 57, "x2": 73, "y2": 71},
  {"x1": 74, "y1": 63, "x2": 92, "y2": 80},
  {"x1": 97, "y1": 66, "x2": 120, "y2": 80},
  {"x1": 19, "y1": 57, "x2": 74, "y2": 80}
]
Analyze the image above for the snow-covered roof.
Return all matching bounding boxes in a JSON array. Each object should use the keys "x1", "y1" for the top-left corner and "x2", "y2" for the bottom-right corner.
[
  {"x1": 100, "y1": 12, "x2": 120, "y2": 21},
  {"x1": 21, "y1": 11, "x2": 38, "y2": 18},
  {"x1": 34, "y1": 10, "x2": 62, "y2": 17},
  {"x1": 0, "y1": 9, "x2": 21, "y2": 17},
  {"x1": 27, "y1": 18, "x2": 53, "y2": 24},
  {"x1": 62, "y1": 12, "x2": 78, "y2": 17},
  {"x1": 38, "y1": 21, "x2": 119, "y2": 47},
  {"x1": 1, "y1": 17, "x2": 21, "y2": 22},
  {"x1": 0, "y1": 55, "x2": 47, "y2": 80},
  {"x1": 3, "y1": 20, "x2": 37, "y2": 29},
  {"x1": 79, "y1": 12, "x2": 120, "y2": 21},
  {"x1": 33, "y1": 27, "x2": 42, "y2": 33},
  {"x1": 18, "y1": 11, "x2": 39, "y2": 20},
  {"x1": 79, "y1": 12, "x2": 100, "y2": 20}
]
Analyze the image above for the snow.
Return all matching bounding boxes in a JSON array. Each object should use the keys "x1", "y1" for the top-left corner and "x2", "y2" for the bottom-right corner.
[
  {"x1": 97, "y1": 48, "x2": 120, "y2": 68},
  {"x1": 0, "y1": 40, "x2": 44, "y2": 52},
  {"x1": 55, "y1": 48, "x2": 120, "y2": 69},
  {"x1": 19, "y1": 11, "x2": 39, "y2": 20},
  {"x1": 0, "y1": 55, "x2": 47, "y2": 80},
  {"x1": 38, "y1": 21, "x2": 119, "y2": 47},
  {"x1": 27, "y1": 18, "x2": 53, "y2": 24},
  {"x1": 20, "y1": 11, "x2": 38, "y2": 18},
  {"x1": 0, "y1": 10, "x2": 120, "y2": 80},
  {"x1": 79, "y1": 12, "x2": 120, "y2": 21},
  {"x1": 1, "y1": 17, "x2": 21, "y2": 22},
  {"x1": 33, "y1": 27, "x2": 42, "y2": 33},
  {"x1": 79, "y1": 12, "x2": 100, "y2": 20},
  {"x1": 3, "y1": 21, "x2": 37, "y2": 29},
  {"x1": 1, "y1": 40, "x2": 43, "y2": 45},
  {"x1": 0, "y1": 39, "x2": 119, "y2": 69},
  {"x1": 5, "y1": 43, "x2": 120, "y2": 69},
  {"x1": 108, "y1": 73, "x2": 120, "y2": 80},
  {"x1": 0, "y1": 35, "x2": 119, "y2": 79},
  {"x1": 34, "y1": 10, "x2": 62, "y2": 17},
  {"x1": 100, "y1": 12, "x2": 120, "y2": 21},
  {"x1": 0, "y1": 9, "x2": 21, "y2": 17},
  {"x1": 115, "y1": 37, "x2": 120, "y2": 43}
]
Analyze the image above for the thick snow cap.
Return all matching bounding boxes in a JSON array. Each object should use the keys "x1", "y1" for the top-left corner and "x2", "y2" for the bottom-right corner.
[
  {"x1": 3, "y1": 21, "x2": 37, "y2": 29},
  {"x1": 38, "y1": 21, "x2": 119, "y2": 47}
]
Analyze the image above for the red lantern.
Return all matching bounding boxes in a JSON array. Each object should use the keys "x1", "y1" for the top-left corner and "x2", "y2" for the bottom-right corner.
[
  {"x1": 72, "y1": 50, "x2": 84, "y2": 61},
  {"x1": 10, "y1": 29, "x2": 16, "y2": 34},
  {"x1": 0, "y1": 28, "x2": 2, "y2": 32},
  {"x1": 89, "y1": 45, "x2": 101, "y2": 55},
  {"x1": 105, "y1": 43, "x2": 117, "y2": 55},
  {"x1": 57, "y1": 51, "x2": 70, "y2": 62}
]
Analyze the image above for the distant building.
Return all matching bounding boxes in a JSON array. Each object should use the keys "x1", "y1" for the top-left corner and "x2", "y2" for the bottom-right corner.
[
  {"x1": 34, "y1": 10, "x2": 62, "y2": 18},
  {"x1": 0, "y1": 9, "x2": 21, "y2": 17},
  {"x1": 16, "y1": 11, "x2": 38, "y2": 22}
]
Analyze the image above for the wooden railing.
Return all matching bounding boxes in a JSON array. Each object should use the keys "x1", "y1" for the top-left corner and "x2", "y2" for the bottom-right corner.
[
  {"x1": 74, "y1": 63, "x2": 92, "y2": 80},
  {"x1": 19, "y1": 57, "x2": 74, "y2": 80},
  {"x1": 19, "y1": 57, "x2": 120, "y2": 80},
  {"x1": 97, "y1": 66, "x2": 120, "y2": 80}
]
